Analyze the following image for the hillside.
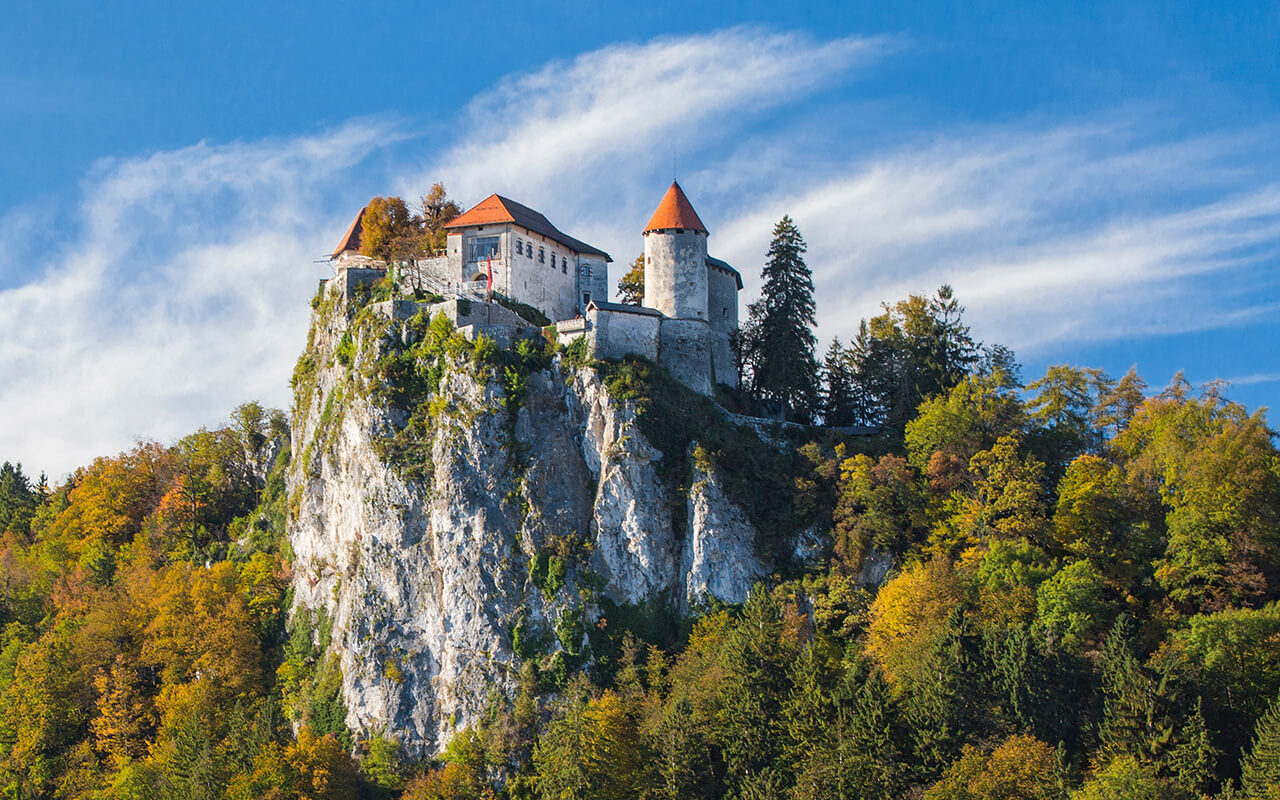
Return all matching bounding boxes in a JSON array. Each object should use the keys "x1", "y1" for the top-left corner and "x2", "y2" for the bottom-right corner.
[{"x1": 1, "y1": 275, "x2": 1279, "y2": 800}]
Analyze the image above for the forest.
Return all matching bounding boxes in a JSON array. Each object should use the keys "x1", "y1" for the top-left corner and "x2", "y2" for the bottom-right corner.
[{"x1": 1, "y1": 209, "x2": 1279, "y2": 799}]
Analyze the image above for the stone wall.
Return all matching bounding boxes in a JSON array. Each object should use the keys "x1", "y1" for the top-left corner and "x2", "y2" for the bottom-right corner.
[
  {"x1": 710, "y1": 329, "x2": 738, "y2": 389},
  {"x1": 592, "y1": 307, "x2": 660, "y2": 362},
  {"x1": 658, "y1": 317, "x2": 713, "y2": 396},
  {"x1": 644, "y1": 229, "x2": 708, "y2": 320},
  {"x1": 707, "y1": 262, "x2": 739, "y2": 336}
]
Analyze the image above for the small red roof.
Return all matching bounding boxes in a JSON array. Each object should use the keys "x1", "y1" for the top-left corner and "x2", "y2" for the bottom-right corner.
[
  {"x1": 644, "y1": 181, "x2": 706, "y2": 234},
  {"x1": 331, "y1": 205, "x2": 366, "y2": 258}
]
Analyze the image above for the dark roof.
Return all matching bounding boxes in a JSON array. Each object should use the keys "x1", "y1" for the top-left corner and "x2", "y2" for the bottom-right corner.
[
  {"x1": 446, "y1": 194, "x2": 612, "y2": 262},
  {"x1": 645, "y1": 181, "x2": 707, "y2": 233},
  {"x1": 707, "y1": 255, "x2": 743, "y2": 290},
  {"x1": 588, "y1": 300, "x2": 663, "y2": 317},
  {"x1": 331, "y1": 205, "x2": 366, "y2": 258}
]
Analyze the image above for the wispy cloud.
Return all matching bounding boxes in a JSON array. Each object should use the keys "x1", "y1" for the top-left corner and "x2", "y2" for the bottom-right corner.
[
  {"x1": 0, "y1": 120, "x2": 399, "y2": 476},
  {"x1": 410, "y1": 27, "x2": 896, "y2": 215},
  {"x1": 2, "y1": 27, "x2": 1278, "y2": 476},
  {"x1": 1222, "y1": 372, "x2": 1280, "y2": 387}
]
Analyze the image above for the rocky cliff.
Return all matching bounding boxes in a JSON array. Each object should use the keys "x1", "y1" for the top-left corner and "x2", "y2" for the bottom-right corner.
[{"x1": 285, "y1": 288, "x2": 776, "y2": 755}]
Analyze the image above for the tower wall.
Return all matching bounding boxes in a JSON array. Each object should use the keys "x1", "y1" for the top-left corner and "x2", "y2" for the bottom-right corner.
[{"x1": 644, "y1": 229, "x2": 708, "y2": 320}]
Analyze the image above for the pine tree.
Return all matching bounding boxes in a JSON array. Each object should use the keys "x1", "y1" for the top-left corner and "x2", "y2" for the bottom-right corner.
[
  {"x1": 1098, "y1": 617, "x2": 1171, "y2": 761},
  {"x1": 1168, "y1": 698, "x2": 1218, "y2": 796},
  {"x1": 842, "y1": 668, "x2": 902, "y2": 800},
  {"x1": 744, "y1": 215, "x2": 819, "y2": 422},
  {"x1": 822, "y1": 339, "x2": 856, "y2": 427},
  {"x1": 1243, "y1": 692, "x2": 1280, "y2": 798}
]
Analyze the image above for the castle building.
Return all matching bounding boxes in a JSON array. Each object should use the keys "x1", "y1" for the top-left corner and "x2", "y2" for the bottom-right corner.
[{"x1": 328, "y1": 182, "x2": 741, "y2": 395}]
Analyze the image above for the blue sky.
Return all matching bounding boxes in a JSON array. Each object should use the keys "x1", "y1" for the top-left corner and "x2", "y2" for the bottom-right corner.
[{"x1": 2, "y1": 1, "x2": 1278, "y2": 475}]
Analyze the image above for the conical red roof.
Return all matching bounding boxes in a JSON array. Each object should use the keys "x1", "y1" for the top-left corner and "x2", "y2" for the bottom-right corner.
[{"x1": 644, "y1": 181, "x2": 706, "y2": 234}]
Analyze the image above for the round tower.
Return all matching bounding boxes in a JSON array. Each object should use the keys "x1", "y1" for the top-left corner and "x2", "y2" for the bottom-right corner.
[{"x1": 643, "y1": 181, "x2": 708, "y2": 320}]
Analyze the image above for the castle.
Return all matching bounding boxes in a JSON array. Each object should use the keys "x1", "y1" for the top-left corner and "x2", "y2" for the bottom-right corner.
[{"x1": 328, "y1": 182, "x2": 742, "y2": 395}]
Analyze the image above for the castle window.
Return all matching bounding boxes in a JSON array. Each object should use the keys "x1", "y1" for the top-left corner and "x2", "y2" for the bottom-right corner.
[
  {"x1": 515, "y1": 240, "x2": 523, "y2": 256},
  {"x1": 722, "y1": 307, "x2": 728, "y2": 317},
  {"x1": 583, "y1": 292, "x2": 590, "y2": 306},
  {"x1": 538, "y1": 247, "x2": 545, "y2": 264},
  {"x1": 561, "y1": 256, "x2": 567, "y2": 274},
  {"x1": 466, "y1": 236, "x2": 499, "y2": 263}
]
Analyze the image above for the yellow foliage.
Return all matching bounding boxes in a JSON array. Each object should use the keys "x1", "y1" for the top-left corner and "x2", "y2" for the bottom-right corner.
[
  {"x1": 925, "y1": 734, "x2": 1062, "y2": 800},
  {"x1": 865, "y1": 555, "x2": 963, "y2": 690}
]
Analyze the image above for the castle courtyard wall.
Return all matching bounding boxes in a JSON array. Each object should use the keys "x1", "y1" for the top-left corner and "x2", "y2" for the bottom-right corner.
[{"x1": 658, "y1": 317, "x2": 713, "y2": 396}]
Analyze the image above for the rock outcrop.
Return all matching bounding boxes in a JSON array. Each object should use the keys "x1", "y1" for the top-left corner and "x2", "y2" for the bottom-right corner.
[{"x1": 286, "y1": 292, "x2": 766, "y2": 755}]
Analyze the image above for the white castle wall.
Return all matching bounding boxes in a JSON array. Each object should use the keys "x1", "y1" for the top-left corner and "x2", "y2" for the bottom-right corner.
[{"x1": 644, "y1": 229, "x2": 708, "y2": 321}]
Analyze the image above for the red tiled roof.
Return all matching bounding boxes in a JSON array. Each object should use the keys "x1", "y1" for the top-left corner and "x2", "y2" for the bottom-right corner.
[
  {"x1": 445, "y1": 194, "x2": 611, "y2": 261},
  {"x1": 644, "y1": 181, "x2": 706, "y2": 234},
  {"x1": 331, "y1": 205, "x2": 366, "y2": 258}
]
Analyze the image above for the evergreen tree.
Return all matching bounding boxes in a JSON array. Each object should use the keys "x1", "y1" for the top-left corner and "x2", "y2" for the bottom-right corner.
[
  {"x1": 1098, "y1": 617, "x2": 1171, "y2": 761},
  {"x1": 1168, "y1": 699, "x2": 1218, "y2": 796},
  {"x1": 822, "y1": 338, "x2": 857, "y2": 427},
  {"x1": 842, "y1": 668, "x2": 903, "y2": 800},
  {"x1": 0, "y1": 461, "x2": 36, "y2": 536},
  {"x1": 743, "y1": 215, "x2": 819, "y2": 422},
  {"x1": 1243, "y1": 692, "x2": 1280, "y2": 798}
]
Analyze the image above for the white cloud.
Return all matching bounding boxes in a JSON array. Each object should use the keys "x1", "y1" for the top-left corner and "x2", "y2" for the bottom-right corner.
[
  {"x1": 3, "y1": 27, "x2": 1278, "y2": 476},
  {"x1": 0, "y1": 120, "x2": 399, "y2": 477},
  {"x1": 408, "y1": 27, "x2": 895, "y2": 224}
]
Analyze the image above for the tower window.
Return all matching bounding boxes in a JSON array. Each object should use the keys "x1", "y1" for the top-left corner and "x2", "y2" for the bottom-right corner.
[
  {"x1": 538, "y1": 247, "x2": 545, "y2": 264},
  {"x1": 561, "y1": 257, "x2": 567, "y2": 274},
  {"x1": 583, "y1": 292, "x2": 591, "y2": 306},
  {"x1": 516, "y1": 240, "x2": 523, "y2": 255}
]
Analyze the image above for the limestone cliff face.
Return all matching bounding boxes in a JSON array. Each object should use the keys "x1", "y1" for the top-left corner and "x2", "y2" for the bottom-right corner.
[{"x1": 286, "y1": 294, "x2": 765, "y2": 755}]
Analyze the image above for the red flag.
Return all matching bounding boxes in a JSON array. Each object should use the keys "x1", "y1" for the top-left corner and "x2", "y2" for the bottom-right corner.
[{"x1": 486, "y1": 255, "x2": 493, "y2": 295}]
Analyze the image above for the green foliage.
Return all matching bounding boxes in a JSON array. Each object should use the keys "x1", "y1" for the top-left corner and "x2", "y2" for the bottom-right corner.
[
  {"x1": 494, "y1": 292, "x2": 552, "y2": 327},
  {"x1": 1243, "y1": 692, "x2": 1280, "y2": 798},
  {"x1": 1036, "y1": 560, "x2": 1109, "y2": 650},
  {"x1": 617, "y1": 254, "x2": 644, "y2": 305},
  {"x1": 561, "y1": 334, "x2": 592, "y2": 369},
  {"x1": 741, "y1": 214, "x2": 820, "y2": 422}
]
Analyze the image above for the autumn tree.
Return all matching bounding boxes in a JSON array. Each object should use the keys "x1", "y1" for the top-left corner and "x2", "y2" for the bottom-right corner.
[
  {"x1": 618, "y1": 255, "x2": 645, "y2": 305},
  {"x1": 361, "y1": 196, "x2": 417, "y2": 262}
]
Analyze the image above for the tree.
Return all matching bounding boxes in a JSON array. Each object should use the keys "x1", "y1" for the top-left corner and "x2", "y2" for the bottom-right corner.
[
  {"x1": 1093, "y1": 366, "x2": 1147, "y2": 439},
  {"x1": 1167, "y1": 699, "x2": 1217, "y2": 796},
  {"x1": 865, "y1": 556, "x2": 964, "y2": 691},
  {"x1": 1026, "y1": 365, "x2": 1110, "y2": 477},
  {"x1": 1114, "y1": 395, "x2": 1280, "y2": 610},
  {"x1": 418, "y1": 183, "x2": 461, "y2": 256},
  {"x1": 618, "y1": 255, "x2": 645, "y2": 305},
  {"x1": 1098, "y1": 617, "x2": 1172, "y2": 762},
  {"x1": 832, "y1": 454, "x2": 929, "y2": 574},
  {"x1": 923, "y1": 735, "x2": 1065, "y2": 800},
  {"x1": 904, "y1": 373, "x2": 1026, "y2": 480},
  {"x1": 743, "y1": 215, "x2": 819, "y2": 422},
  {"x1": 1035, "y1": 560, "x2": 1109, "y2": 651},
  {"x1": 1243, "y1": 692, "x2": 1280, "y2": 798},
  {"x1": 1071, "y1": 756, "x2": 1187, "y2": 800},
  {"x1": 822, "y1": 338, "x2": 857, "y2": 427},
  {"x1": 0, "y1": 462, "x2": 37, "y2": 537},
  {"x1": 361, "y1": 196, "x2": 416, "y2": 263},
  {"x1": 847, "y1": 286, "x2": 982, "y2": 435}
]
